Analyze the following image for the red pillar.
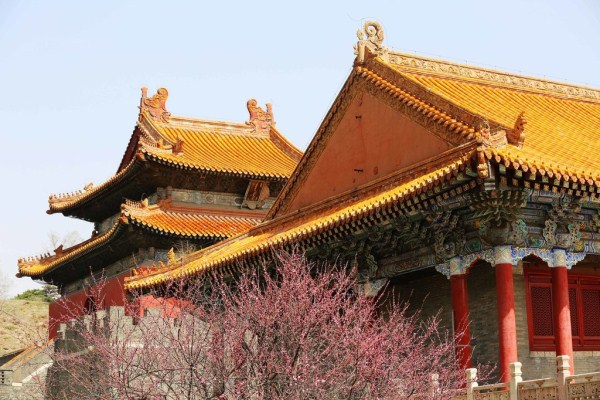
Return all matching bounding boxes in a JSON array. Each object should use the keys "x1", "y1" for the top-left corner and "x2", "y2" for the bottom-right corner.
[
  {"x1": 552, "y1": 250, "x2": 574, "y2": 374},
  {"x1": 495, "y1": 246, "x2": 518, "y2": 383},
  {"x1": 451, "y1": 272, "x2": 472, "y2": 369}
]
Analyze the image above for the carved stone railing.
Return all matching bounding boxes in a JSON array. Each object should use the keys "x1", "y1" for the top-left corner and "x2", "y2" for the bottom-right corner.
[
  {"x1": 472, "y1": 383, "x2": 509, "y2": 400},
  {"x1": 566, "y1": 372, "x2": 600, "y2": 400},
  {"x1": 518, "y1": 378, "x2": 559, "y2": 399},
  {"x1": 464, "y1": 356, "x2": 600, "y2": 400}
]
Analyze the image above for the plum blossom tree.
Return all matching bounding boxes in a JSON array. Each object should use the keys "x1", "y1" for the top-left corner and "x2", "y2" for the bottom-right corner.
[{"x1": 41, "y1": 253, "x2": 469, "y2": 399}]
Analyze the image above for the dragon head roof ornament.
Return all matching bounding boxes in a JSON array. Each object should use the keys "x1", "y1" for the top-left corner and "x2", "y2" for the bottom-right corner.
[
  {"x1": 246, "y1": 99, "x2": 274, "y2": 135},
  {"x1": 139, "y1": 87, "x2": 171, "y2": 123},
  {"x1": 354, "y1": 21, "x2": 388, "y2": 63}
]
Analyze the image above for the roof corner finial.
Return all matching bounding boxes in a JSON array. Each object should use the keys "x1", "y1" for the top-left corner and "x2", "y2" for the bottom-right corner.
[
  {"x1": 506, "y1": 112, "x2": 526, "y2": 148},
  {"x1": 246, "y1": 99, "x2": 275, "y2": 135},
  {"x1": 139, "y1": 87, "x2": 171, "y2": 123},
  {"x1": 354, "y1": 20, "x2": 387, "y2": 63}
]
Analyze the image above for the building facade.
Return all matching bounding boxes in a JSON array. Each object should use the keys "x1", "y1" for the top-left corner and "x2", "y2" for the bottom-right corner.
[
  {"x1": 126, "y1": 22, "x2": 600, "y2": 382},
  {"x1": 17, "y1": 21, "x2": 600, "y2": 384},
  {"x1": 17, "y1": 90, "x2": 301, "y2": 339}
]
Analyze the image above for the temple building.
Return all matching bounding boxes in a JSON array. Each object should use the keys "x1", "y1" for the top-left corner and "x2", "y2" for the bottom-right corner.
[
  {"x1": 17, "y1": 89, "x2": 302, "y2": 339},
  {"x1": 124, "y1": 22, "x2": 600, "y2": 382}
]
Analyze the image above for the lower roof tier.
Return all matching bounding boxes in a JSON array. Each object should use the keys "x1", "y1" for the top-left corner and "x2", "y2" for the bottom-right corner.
[{"x1": 18, "y1": 200, "x2": 263, "y2": 281}]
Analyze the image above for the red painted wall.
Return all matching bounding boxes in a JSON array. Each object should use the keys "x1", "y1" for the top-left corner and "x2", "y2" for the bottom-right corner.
[
  {"x1": 48, "y1": 273, "x2": 128, "y2": 339},
  {"x1": 286, "y1": 92, "x2": 453, "y2": 213}
]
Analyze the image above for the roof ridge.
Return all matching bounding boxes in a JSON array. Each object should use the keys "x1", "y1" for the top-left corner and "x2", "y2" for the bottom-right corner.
[
  {"x1": 385, "y1": 50, "x2": 600, "y2": 103},
  {"x1": 141, "y1": 95, "x2": 277, "y2": 139}
]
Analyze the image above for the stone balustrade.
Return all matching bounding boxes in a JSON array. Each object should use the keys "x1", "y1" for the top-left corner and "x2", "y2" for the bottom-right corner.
[{"x1": 464, "y1": 355, "x2": 600, "y2": 400}]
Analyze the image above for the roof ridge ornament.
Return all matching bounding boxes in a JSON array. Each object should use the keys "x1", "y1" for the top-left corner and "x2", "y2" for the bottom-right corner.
[
  {"x1": 139, "y1": 87, "x2": 171, "y2": 123},
  {"x1": 48, "y1": 182, "x2": 95, "y2": 203},
  {"x1": 506, "y1": 112, "x2": 526, "y2": 148},
  {"x1": 477, "y1": 120, "x2": 507, "y2": 148},
  {"x1": 246, "y1": 99, "x2": 274, "y2": 135},
  {"x1": 354, "y1": 21, "x2": 388, "y2": 63}
]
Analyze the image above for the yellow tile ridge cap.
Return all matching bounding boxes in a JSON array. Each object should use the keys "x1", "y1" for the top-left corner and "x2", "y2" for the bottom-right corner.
[
  {"x1": 355, "y1": 66, "x2": 479, "y2": 141},
  {"x1": 125, "y1": 154, "x2": 471, "y2": 290},
  {"x1": 384, "y1": 50, "x2": 600, "y2": 102},
  {"x1": 368, "y1": 59, "x2": 518, "y2": 136}
]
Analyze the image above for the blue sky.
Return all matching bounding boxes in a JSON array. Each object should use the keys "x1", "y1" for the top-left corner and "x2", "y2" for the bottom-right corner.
[{"x1": 1, "y1": 0, "x2": 599, "y2": 297}]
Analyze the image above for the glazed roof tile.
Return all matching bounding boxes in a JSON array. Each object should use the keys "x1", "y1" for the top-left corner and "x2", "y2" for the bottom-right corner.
[
  {"x1": 48, "y1": 97, "x2": 302, "y2": 214},
  {"x1": 125, "y1": 149, "x2": 473, "y2": 290},
  {"x1": 383, "y1": 53, "x2": 600, "y2": 184},
  {"x1": 138, "y1": 114, "x2": 301, "y2": 179},
  {"x1": 19, "y1": 201, "x2": 262, "y2": 278},
  {"x1": 123, "y1": 199, "x2": 260, "y2": 239}
]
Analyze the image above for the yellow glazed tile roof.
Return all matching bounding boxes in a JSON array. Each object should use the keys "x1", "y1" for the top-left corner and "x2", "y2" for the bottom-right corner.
[
  {"x1": 382, "y1": 53, "x2": 600, "y2": 184},
  {"x1": 48, "y1": 94, "x2": 302, "y2": 214},
  {"x1": 123, "y1": 199, "x2": 261, "y2": 239},
  {"x1": 19, "y1": 200, "x2": 261, "y2": 278},
  {"x1": 125, "y1": 150, "x2": 473, "y2": 290},
  {"x1": 138, "y1": 113, "x2": 302, "y2": 179}
]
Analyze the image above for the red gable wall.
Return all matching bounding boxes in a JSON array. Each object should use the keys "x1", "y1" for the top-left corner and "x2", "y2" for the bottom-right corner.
[{"x1": 285, "y1": 92, "x2": 453, "y2": 213}]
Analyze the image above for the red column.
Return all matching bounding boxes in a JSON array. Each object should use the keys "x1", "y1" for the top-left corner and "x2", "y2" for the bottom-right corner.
[
  {"x1": 552, "y1": 250, "x2": 574, "y2": 374},
  {"x1": 495, "y1": 246, "x2": 518, "y2": 383},
  {"x1": 451, "y1": 272, "x2": 472, "y2": 369}
]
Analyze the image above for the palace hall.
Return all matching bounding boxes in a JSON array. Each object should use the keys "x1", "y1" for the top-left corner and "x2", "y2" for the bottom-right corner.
[{"x1": 18, "y1": 21, "x2": 600, "y2": 384}]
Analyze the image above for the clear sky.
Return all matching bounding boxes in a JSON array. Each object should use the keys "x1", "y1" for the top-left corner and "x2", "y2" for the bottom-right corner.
[{"x1": 1, "y1": 0, "x2": 599, "y2": 297}]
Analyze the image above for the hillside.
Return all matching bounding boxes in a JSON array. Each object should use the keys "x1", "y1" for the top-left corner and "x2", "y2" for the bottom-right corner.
[{"x1": 0, "y1": 299, "x2": 48, "y2": 356}]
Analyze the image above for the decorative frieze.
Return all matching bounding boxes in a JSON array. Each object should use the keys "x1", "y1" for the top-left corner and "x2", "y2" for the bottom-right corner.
[
  {"x1": 435, "y1": 249, "x2": 495, "y2": 278},
  {"x1": 469, "y1": 189, "x2": 529, "y2": 246},
  {"x1": 425, "y1": 208, "x2": 466, "y2": 263},
  {"x1": 434, "y1": 245, "x2": 587, "y2": 279},
  {"x1": 164, "y1": 188, "x2": 254, "y2": 208},
  {"x1": 508, "y1": 247, "x2": 585, "y2": 269},
  {"x1": 386, "y1": 52, "x2": 600, "y2": 102},
  {"x1": 543, "y1": 196, "x2": 583, "y2": 250}
]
